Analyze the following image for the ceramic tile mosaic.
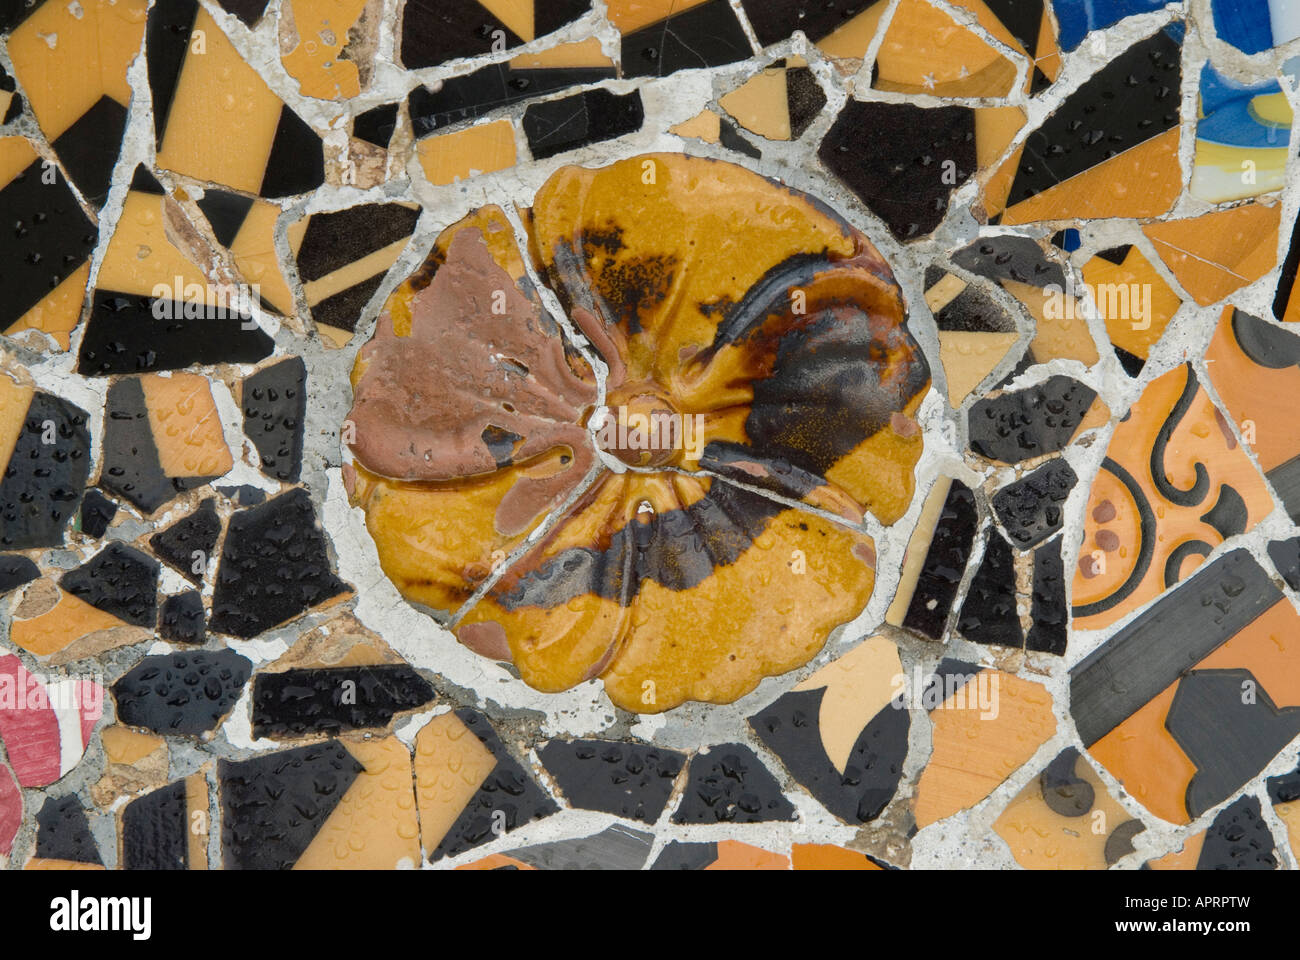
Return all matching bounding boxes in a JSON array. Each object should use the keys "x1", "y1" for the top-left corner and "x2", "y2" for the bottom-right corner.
[{"x1": 1, "y1": 0, "x2": 1300, "y2": 884}]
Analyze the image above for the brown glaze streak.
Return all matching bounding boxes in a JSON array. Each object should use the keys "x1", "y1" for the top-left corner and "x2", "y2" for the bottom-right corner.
[{"x1": 346, "y1": 215, "x2": 597, "y2": 537}]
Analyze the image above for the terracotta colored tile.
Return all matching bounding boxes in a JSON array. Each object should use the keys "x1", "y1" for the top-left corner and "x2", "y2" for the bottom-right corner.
[
  {"x1": 417, "y1": 120, "x2": 518, "y2": 185},
  {"x1": 1072, "y1": 363, "x2": 1272, "y2": 632},
  {"x1": 1143, "y1": 202, "x2": 1281, "y2": 307},
  {"x1": 994, "y1": 747, "x2": 1145, "y2": 868},
  {"x1": 1205, "y1": 307, "x2": 1300, "y2": 520},
  {"x1": 751, "y1": 635, "x2": 909, "y2": 824},
  {"x1": 913, "y1": 662, "x2": 1057, "y2": 828},
  {"x1": 1075, "y1": 550, "x2": 1300, "y2": 823}
]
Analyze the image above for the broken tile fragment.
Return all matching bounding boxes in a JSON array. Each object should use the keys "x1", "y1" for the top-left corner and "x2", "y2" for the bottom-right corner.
[
  {"x1": 113, "y1": 649, "x2": 252, "y2": 735},
  {"x1": 148, "y1": 0, "x2": 325, "y2": 197},
  {"x1": 672, "y1": 744, "x2": 795, "y2": 824},
  {"x1": 968, "y1": 376, "x2": 1106, "y2": 464},
  {"x1": 0, "y1": 653, "x2": 104, "y2": 787},
  {"x1": 77, "y1": 490, "x2": 117, "y2": 539},
  {"x1": 1075, "y1": 550, "x2": 1300, "y2": 823},
  {"x1": 923, "y1": 266, "x2": 1022, "y2": 406},
  {"x1": 1193, "y1": 65, "x2": 1292, "y2": 204},
  {"x1": 220, "y1": 740, "x2": 364, "y2": 869},
  {"x1": 280, "y1": 0, "x2": 375, "y2": 101},
  {"x1": 1080, "y1": 244, "x2": 1182, "y2": 375},
  {"x1": 1268, "y1": 537, "x2": 1300, "y2": 591},
  {"x1": 1278, "y1": 210, "x2": 1300, "y2": 324},
  {"x1": 957, "y1": 528, "x2": 1024, "y2": 649},
  {"x1": 886, "y1": 477, "x2": 978, "y2": 640},
  {"x1": 121, "y1": 773, "x2": 208, "y2": 869},
  {"x1": 1267, "y1": 757, "x2": 1300, "y2": 860},
  {"x1": 750, "y1": 635, "x2": 909, "y2": 824},
  {"x1": 1147, "y1": 796, "x2": 1277, "y2": 869},
  {"x1": 400, "y1": 0, "x2": 592, "y2": 69},
  {"x1": 537, "y1": 739, "x2": 686, "y2": 823},
  {"x1": 612, "y1": 0, "x2": 750, "y2": 78},
  {"x1": 1205, "y1": 308, "x2": 1300, "y2": 521},
  {"x1": 992, "y1": 459, "x2": 1076, "y2": 548},
  {"x1": 718, "y1": 58, "x2": 825, "y2": 141},
  {"x1": 159, "y1": 590, "x2": 206, "y2": 646},
  {"x1": 0, "y1": 388, "x2": 90, "y2": 549},
  {"x1": 994, "y1": 747, "x2": 1145, "y2": 868},
  {"x1": 91, "y1": 725, "x2": 169, "y2": 807},
  {"x1": 473, "y1": 824, "x2": 655, "y2": 870},
  {"x1": 252, "y1": 665, "x2": 435, "y2": 739},
  {"x1": 1212, "y1": 0, "x2": 1300, "y2": 54},
  {"x1": 242, "y1": 358, "x2": 308, "y2": 482},
  {"x1": 913, "y1": 661, "x2": 1056, "y2": 828},
  {"x1": 1027, "y1": 537, "x2": 1068, "y2": 655},
  {"x1": 0, "y1": 764, "x2": 18, "y2": 858},
  {"x1": 414, "y1": 709, "x2": 557, "y2": 861},
  {"x1": 209, "y1": 488, "x2": 349, "y2": 639},
  {"x1": 195, "y1": 191, "x2": 297, "y2": 316},
  {"x1": 98, "y1": 378, "x2": 230, "y2": 514},
  {"x1": 790, "y1": 843, "x2": 890, "y2": 870},
  {"x1": 0, "y1": 136, "x2": 96, "y2": 348},
  {"x1": 417, "y1": 119, "x2": 518, "y2": 186},
  {"x1": 61, "y1": 543, "x2": 159, "y2": 628},
  {"x1": 872, "y1": 0, "x2": 1018, "y2": 97},
  {"x1": 982, "y1": 26, "x2": 1183, "y2": 224},
  {"x1": 1073, "y1": 362, "x2": 1272, "y2": 631},
  {"x1": 522, "y1": 88, "x2": 644, "y2": 160},
  {"x1": 289, "y1": 203, "x2": 420, "y2": 343},
  {"x1": 1144, "y1": 202, "x2": 1281, "y2": 307},
  {"x1": 0, "y1": 555, "x2": 38, "y2": 596},
  {"x1": 9, "y1": 577, "x2": 151, "y2": 663},
  {"x1": 1055, "y1": 0, "x2": 1170, "y2": 51},
  {"x1": 149, "y1": 499, "x2": 221, "y2": 584},
  {"x1": 6, "y1": 0, "x2": 147, "y2": 207},
  {"x1": 33, "y1": 795, "x2": 103, "y2": 868}
]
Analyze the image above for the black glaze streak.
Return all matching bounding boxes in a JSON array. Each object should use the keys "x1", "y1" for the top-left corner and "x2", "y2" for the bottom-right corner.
[{"x1": 1150, "y1": 363, "x2": 1209, "y2": 508}]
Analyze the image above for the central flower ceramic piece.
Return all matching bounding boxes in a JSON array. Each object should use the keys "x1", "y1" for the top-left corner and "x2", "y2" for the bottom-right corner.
[{"x1": 344, "y1": 153, "x2": 930, "y2": 712}]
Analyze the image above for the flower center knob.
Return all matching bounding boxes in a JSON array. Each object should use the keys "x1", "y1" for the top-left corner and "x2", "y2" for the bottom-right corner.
[{"x1": 594, "y1": 393, "x2": 685, "y2": 468}]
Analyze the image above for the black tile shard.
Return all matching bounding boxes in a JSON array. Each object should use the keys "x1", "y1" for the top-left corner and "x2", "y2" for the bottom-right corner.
[
  {"x1": 507, "y1": 824, "x2": 654, "y2": 870},
  {"x1": 672, "y1": 744, "x2": 796, "y2": 824},
  {"x1": 260, "y1": 107, "x2": 327, "y2": 198},
  {"x1": 537, "y1": 739, "x2": 686, "y2": 823},
  {"x1": 900, "y1": 479, "x2": 977, "y2": 640},
  {"x1": 98, "y1": 378, "x2": 204, "y2": 514},
  {"x1": 1194, "y1": 796, "x2": 1277, "y2": 870},
  {"x1": 400, "y1": 0, "x2": 590, "y2": 69},
  {"x1": 149, "y1": 498, "x2": 221, "y2": 583},
  {"x1": 77, "y1": 489, "x2": 117, "y2": 538},
  {"x1": 0, "y1": 554, "x2": 39, "y2": 595},
  {"x1": 719, "y1": 118, "x2": 762, "y2": 159},
  {"x1": 60, "y1": 542, "x2": 159, "y2": 627},
  {"x1": 1268, "y1": 537, "x2": 1300, "y2": 592},
  {"x1": 0, "y1": 392, "x2": 90, "y2": 549},
  {"x1": 957, "y1": 529, "x2": 1024, "y2": 648},
  {"x1": 649, "y1": 840, "x2": 719, "y2": 870},
  {"x1": 819, "y1": 100, "x2": 976, "y2": 242},
  {"x1": 740, "y1": 0, "x2": 873, "y2": 47},
  {"x1": 50, "y1": 95, "x2": 128, "y2": 209},
  {"x1": 121, "y1": 779, "x2": 188, "y2": 870},
  {"x1": 214, "y1": 0, "x2": 270, "y2": 26},
  {"x1": 968, "y1": 376, "x2": 1098, "y2": 463},
  {"x1": 1004, "y1": 27, "x2": 1181, "y2": 213},
  {"x1": 785, "y1": 65, "x2": 826, "y2": 139},
  {"x1": 0, "y1": 152, "x2": 97, "y2": 336},
  {"x1": 523, "y1": 88, "x2": 644, "y2": 160},
  {"x1": 751, "y1": 687, "x2": 909, "y2": 824},
  {"x1": 209, "y1": 488, "x2": 349, "y2": 638},
  {"x1": 1026, "y1": 536, "x2": 1068, "y2": 654},
  {"x1": 353, "y1": 103, "x2": 399, "y2": 147},
  {"x1": 1276, "y1": 206, "x2": 1300, "y2": 324},
  {"x1": 78, "y1": 290, "x2": 273, "y2": 376},
  {"x1": 34, "y1": 795, "x2": 102, "y2": 865},
  {"x1": 159, "y1": 590, "x2": 206, "y2": 645},
  {"x1": 220, "y1": 741, "x2": 363, "y2": 869},
  {"x1": 113, "y1": 649, "x2": 252, "y2": 735},
  {"x1": 251, "y1": 665, "x2": 436, "y2": 738},
  {"x1": 1071, "y1": 550, "x2": 1282, "y2": 748},
  {"x1": 992, "y1": 459, "x2": 1077, "y2": 548},
  {"x1": 408, "y1": 61, "x2": 616, "y2": 136},
  {"x1": 196, "y1": 189, "x2": 254, "y2": 249},
  {"x1": 242, "y1": 358, "x2": 307, "y2": 482},
  {"x1": 218, "y1": 484, "x2": 266, "y2": 506},
  {"x1": 620, "y1": 0, "x2": 751, "y2": 79},
  {"x1": 429, "y1": 709, "x2": 558, "y2": 861},
  {"x1": 951, "y1": 235, "x2": 1066, "y2": 290}
]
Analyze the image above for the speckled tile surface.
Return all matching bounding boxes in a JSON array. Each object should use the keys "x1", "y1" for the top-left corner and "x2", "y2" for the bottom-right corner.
[{"x1": 2, "y1": 0, "x2": 1300, "y2": 880}]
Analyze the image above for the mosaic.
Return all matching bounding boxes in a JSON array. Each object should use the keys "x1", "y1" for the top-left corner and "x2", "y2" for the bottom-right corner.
[{"x1": 2, "y1": 0, "x2": 1300, "y2": 880}]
